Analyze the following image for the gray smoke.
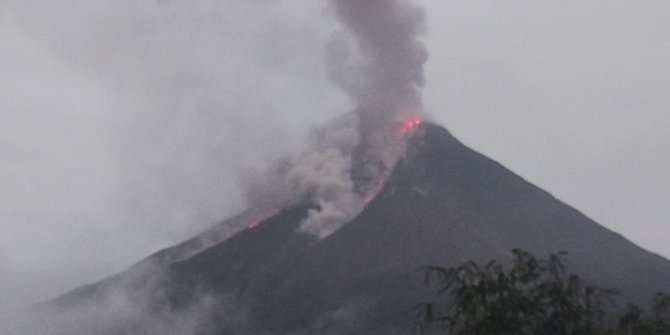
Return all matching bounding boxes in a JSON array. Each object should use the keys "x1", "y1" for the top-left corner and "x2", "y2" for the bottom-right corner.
[
  {"x1": 328, "y1": 0, "x2": 428, "y2": 166},
  {"x1": 248, "y1": 0, "x2": 429, "y2": 239},
  {"x1": 0, "y1": 0, "x2": 431, "y2": 332},
  {"x1": 1, "y1": 263, "x2": 221, "y2": 335},
  {"x1": 244, "y1": 115, "x2": 363, "y2": 238}
]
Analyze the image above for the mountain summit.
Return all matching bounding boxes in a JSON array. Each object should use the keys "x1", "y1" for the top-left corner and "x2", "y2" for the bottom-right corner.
[{"x1": 48, "y1": 123, "x2": 670, "y2": 334}]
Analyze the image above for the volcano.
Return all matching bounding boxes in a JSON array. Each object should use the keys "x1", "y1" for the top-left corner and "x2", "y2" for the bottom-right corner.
[{"x1": 48, "y1": 123, "x2": 670, "y2": 334}]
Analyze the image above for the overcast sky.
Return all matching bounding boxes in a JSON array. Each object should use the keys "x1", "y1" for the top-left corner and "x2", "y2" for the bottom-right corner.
[{"x1": 1, "y1": 0, "x2": 668, "y2": 313}]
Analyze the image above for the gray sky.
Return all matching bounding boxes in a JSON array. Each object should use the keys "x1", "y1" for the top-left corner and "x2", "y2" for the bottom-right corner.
[{"x1": 1, "y1": 0, "x2": 668, "y2": 313}]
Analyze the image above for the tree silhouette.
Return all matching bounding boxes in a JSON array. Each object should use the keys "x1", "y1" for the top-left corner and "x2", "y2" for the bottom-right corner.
[{"x1": 417, "y1": 250, "x2": 669, "y2": 335}]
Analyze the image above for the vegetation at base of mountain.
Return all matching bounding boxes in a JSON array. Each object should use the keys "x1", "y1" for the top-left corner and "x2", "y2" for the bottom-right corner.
[{"x1": 417, "y1": 249, "x2": 670, "y2": 335}]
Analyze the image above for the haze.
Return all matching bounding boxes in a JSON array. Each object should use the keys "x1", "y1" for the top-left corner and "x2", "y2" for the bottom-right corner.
[{"x1": 1, "y1": 0, "x2": 668, "y2": 315}]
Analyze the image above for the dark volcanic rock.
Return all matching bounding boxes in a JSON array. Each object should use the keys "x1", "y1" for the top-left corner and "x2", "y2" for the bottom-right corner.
[{"x1": 49, "y1": 123, "x2": 670, "y2": 334}]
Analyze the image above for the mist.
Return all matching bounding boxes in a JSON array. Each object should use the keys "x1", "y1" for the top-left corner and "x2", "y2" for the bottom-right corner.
[
  {"x1": 2, "y1": 0, "x2": 670, "y2": 332},
  {"x1": 0, "y1": 0, "x2": 344, "y2": 314}
]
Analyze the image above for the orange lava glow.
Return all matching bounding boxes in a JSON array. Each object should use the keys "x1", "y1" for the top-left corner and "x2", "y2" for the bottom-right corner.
[
  {"x1": 399, "y1": 117, "x2": 423, "y2": 135},
  {"x1": 248, "y1": 209, "x2": 280, "y2": 229},
  {"x1": 363, "y1": 177, "x2": 386, "y2": 205}
]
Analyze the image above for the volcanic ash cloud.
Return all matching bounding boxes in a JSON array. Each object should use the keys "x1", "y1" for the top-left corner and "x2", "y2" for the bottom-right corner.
[
  {"x1": 246, "y1": 0, "x2": 428, "y2": 239},
  {"x1": 327, "y1": 0, "x2": 428, "y2": 165}
]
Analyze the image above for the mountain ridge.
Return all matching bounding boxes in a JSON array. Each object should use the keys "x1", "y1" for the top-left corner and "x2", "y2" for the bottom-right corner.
[{"x1": 48, "y1": 122, "x2": 670, "y2": 334}]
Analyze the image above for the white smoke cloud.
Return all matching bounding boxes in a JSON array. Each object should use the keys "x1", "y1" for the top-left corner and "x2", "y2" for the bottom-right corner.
[
  {"x1": 0, "y1": 263, "x2": 220, "y2": 335},
  {"x1": 245, "y1": 114, "x2": 365, "y2": 239},
  {"x1": 247, "y1": 0, "x2": 429, "y2": 239},
  {"x1": 293, "y1": 148, "x2": 364, "y2": 238}
]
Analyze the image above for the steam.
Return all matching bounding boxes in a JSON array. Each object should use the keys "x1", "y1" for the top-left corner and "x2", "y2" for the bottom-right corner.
[
  {"x1": 245, "y1": 115, "x2": 363, "y2": 238},
  {"x1": 1, "y1": 263, "x2": 220, "y2": 335},
  {"x1": 328, "y1": 0, "x2": 428, "y2": 166},
  {"x1": 248, "y1": 0, "x2": 428, "y2": 238}
]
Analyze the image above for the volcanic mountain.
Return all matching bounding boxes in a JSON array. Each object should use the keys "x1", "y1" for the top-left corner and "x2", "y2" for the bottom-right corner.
[{"x1": 48, "y1": 123, "x2": 670, "y2": 334}]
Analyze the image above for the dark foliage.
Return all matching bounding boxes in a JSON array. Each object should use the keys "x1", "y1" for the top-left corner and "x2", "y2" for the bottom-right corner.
[{"x1": 418, "y1": 250, "x2": 670, "y2": 335}]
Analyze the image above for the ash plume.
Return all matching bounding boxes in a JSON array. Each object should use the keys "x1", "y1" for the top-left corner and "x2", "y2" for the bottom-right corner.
[
  {"x1": 247, "y1": 0, "x2": 429, "y2": 239},
  {"x1": 327, "y1": 0, "x2": 428, "y2": 166},
  {"x1": 244, "y1": 115, "x2": 363, "y2": 238}
]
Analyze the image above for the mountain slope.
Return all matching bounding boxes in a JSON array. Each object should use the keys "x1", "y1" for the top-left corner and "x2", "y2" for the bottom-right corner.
[
  {"x1": 238, "y1": 124, "x2": 670, "y2": 333},
  {"x1": 49, "y1": 123, "x2": 670, "y2": 334}
]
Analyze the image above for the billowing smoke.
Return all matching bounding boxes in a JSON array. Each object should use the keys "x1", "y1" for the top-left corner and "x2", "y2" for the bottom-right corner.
[
  {"x1": 245, "y1": 114, "x2": 364, "y2": 238},
  {"x1": 328, "y1": 0, "x2": 428, "y2": 166},
  {"x1": 248, "y1": 0, "x2": 428, "y2": 238}
]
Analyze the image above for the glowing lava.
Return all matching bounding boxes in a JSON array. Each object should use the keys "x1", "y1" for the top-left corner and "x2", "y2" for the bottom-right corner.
[
  {"x1": 249, "y1": 117, "x2": 425, "y2": 229},
  {"x1": 361, "y1": 117, "x2": 424, "y2": 204},
  {"x1": 363, "y1": 173, "x2": 390, "y2": 205},
  {"x1": 248, "y1": 209, "x2": 280, "y2": 229},
  {"x1": 399, "y1": 117, "x2": 423, "y2": 135}
]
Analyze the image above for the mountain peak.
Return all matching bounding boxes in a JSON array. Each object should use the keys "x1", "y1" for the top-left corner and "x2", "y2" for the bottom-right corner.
[{"x1": 45, "y1": 122, "x2": 670, "y2": 334}]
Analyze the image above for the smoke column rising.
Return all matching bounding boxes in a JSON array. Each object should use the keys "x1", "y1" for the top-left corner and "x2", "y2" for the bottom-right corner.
[
  {"x1": 328, "y1": 0, "x2": 428, "y2": 166},
  {"x1": 247, "y1": 0, "x2": 429, "y2": 238},
  {"x1": 300, "y1": 0, "x2": 429, "y2": 237},
  {"x1": 247, "y1": 0, "x2": 429, "y2": 239}
]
